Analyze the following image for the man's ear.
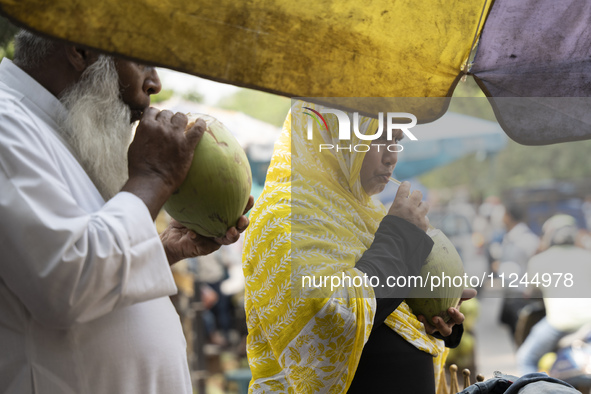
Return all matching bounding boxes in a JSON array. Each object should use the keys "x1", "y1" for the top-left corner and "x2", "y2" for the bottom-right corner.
[{"x1": 64, "y1": 45, "x2": 99, "y2": 72}]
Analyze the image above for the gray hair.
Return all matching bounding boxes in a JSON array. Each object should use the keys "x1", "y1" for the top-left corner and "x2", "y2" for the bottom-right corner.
[{"x1": 13, "y1": 30, "x2": 58, "y2": 69}]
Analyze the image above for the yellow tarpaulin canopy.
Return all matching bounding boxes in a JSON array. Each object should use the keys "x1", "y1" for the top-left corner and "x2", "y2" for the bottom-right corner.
[{"x1": 0, "y1": 0, "x2": 490, "y2": 119}]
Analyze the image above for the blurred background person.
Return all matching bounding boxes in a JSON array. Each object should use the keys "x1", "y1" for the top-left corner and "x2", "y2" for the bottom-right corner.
[
  {"x1": 516, "y1": 214, "x2": 591, "y2": 375},
  {"x1": 582, "y1": 195, "x2": 591, "y2": 232},
  {"x1": 474, "y1": 195, "x2": 507, "y2": 276},
  {"x1": 497, "y1": 204, "x2": 540, "y2": 276},
  {"x1": 191, "y1": 239, "x2": 244, "y2": 348},
  {"x1": 497, "y1": 203, "x2": 541, "y2": 340}
]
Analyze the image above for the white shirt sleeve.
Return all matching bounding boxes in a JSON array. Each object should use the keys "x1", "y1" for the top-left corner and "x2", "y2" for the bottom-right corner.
[{"x1": 0, "y1": 102, "x2": 177, "y2": 329}]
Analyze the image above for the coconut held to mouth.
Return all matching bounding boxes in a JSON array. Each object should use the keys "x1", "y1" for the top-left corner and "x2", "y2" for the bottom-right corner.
[
  {"x1": 164, "y1": 114, "x2": 252, "y2": 238},
  {"x1": 405, "y1": 228, "x2": 465, "y2": 324}
]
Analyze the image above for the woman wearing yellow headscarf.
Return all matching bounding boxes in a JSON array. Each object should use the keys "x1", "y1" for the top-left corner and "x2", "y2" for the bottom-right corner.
[{"x1": 242, "y1": 101, "x2": 466, "y2": 393}]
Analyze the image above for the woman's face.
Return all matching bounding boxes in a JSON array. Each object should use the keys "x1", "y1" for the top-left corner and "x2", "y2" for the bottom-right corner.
[{"x1": 359, "y1": 129, "x2": 403, "y2": 196}]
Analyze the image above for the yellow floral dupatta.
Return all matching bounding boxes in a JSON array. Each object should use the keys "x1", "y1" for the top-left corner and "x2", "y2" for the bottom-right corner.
[{"x1": 243, "y1": 101, "x2": 448, "y2": 393}]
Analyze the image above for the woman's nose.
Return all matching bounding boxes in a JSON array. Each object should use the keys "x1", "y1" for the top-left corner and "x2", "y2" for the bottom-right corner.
[{"x1": 383, "y1": 150, "x2": 398, "y2": 167}]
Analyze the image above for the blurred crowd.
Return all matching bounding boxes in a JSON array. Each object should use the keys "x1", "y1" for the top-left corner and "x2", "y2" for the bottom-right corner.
[
  {"x1": 163, "y1": 188, "x2": 591, "y2": 391},
  {"x1": 434, "y1": 190, "x2": 591, "y2": 390}
]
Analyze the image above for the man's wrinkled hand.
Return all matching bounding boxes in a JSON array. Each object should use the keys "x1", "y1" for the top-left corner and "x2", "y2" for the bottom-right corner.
[
  {"x1": 160, "y1": 195, "x2": 255, "y2": 265},
  {"x1": 214, "y1": 195, "x2": 254, "y2": 246}
]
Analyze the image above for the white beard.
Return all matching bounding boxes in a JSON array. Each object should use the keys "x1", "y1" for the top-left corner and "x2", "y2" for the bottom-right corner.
[{"x1": 57, "y1": 56, "x2": 133, "y2": 201}]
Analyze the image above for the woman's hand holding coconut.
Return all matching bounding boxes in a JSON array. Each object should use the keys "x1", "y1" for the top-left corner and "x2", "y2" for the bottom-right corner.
[
  {"x1": 417, "y1": 288, "x2": 477, "y2": 336},
  {"x1": 387, "y1": 182, "x2": 477, "y2": 337}
]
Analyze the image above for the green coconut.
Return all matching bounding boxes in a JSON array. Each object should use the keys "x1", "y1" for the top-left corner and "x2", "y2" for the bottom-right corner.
[
  {"x1": 406, "y1": 228, "x2": 465, "y2": 324},
  {"x1": 164, "y1": 114, "x2": 252, "y2": 238}
]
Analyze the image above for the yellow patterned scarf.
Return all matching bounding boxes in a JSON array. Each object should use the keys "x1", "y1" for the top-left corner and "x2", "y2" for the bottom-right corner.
[{"x1": 243, "y1": 101, "x2": 447, "y2": 393}]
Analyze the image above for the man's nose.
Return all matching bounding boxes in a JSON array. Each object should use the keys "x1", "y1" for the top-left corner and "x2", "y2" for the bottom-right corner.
[{"x1": 144, "y1": 67, "x2": 162, "y2": 96}]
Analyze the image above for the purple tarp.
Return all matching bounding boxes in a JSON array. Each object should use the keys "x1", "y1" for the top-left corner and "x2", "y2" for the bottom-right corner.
[{"x1": 472, "y1": 0, "x2": 591, "y2": 145}]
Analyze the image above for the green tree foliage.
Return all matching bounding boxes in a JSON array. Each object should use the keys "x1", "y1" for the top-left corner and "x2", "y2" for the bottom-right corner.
[
  {"x1": 182, "y1": 89, "x2": 204, "y2": 103},
  {"x1": 217, "y1": 89, "x2": 291, "y2": 128},
  {"x1": 420, "y1": 77, "x2": 591, "y2": 198},
  {"x1": 448, "y1": 76, "x2": 496, "y2": 122},
  {"x1": 421, "y1": 138, "x2": 591, "y2": 198},
  {"x1": 0, "y1": 16, "x2": 18, "y2": 61},
  {"x1": 150, "y1": 89, "x2": 174, "y2": 104}
]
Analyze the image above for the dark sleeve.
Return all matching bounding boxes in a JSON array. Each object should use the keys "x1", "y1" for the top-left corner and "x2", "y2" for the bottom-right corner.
[
  {"x1": 355, "y1": 215, "x2": 434, "y2": 325},
  {"x1": 432, "y1": 323, "x2": 464, "y2": 348}
]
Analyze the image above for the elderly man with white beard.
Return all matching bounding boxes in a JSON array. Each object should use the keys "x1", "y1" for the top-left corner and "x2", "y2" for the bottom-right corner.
[{"x1": 0, "y1": 30, "x2": 253, "y2": 394}]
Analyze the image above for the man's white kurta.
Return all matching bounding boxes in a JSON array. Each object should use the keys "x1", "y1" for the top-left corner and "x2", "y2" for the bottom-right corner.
[{"x1": 0, "y1": 58, "x2": 192, "y2": 394}]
